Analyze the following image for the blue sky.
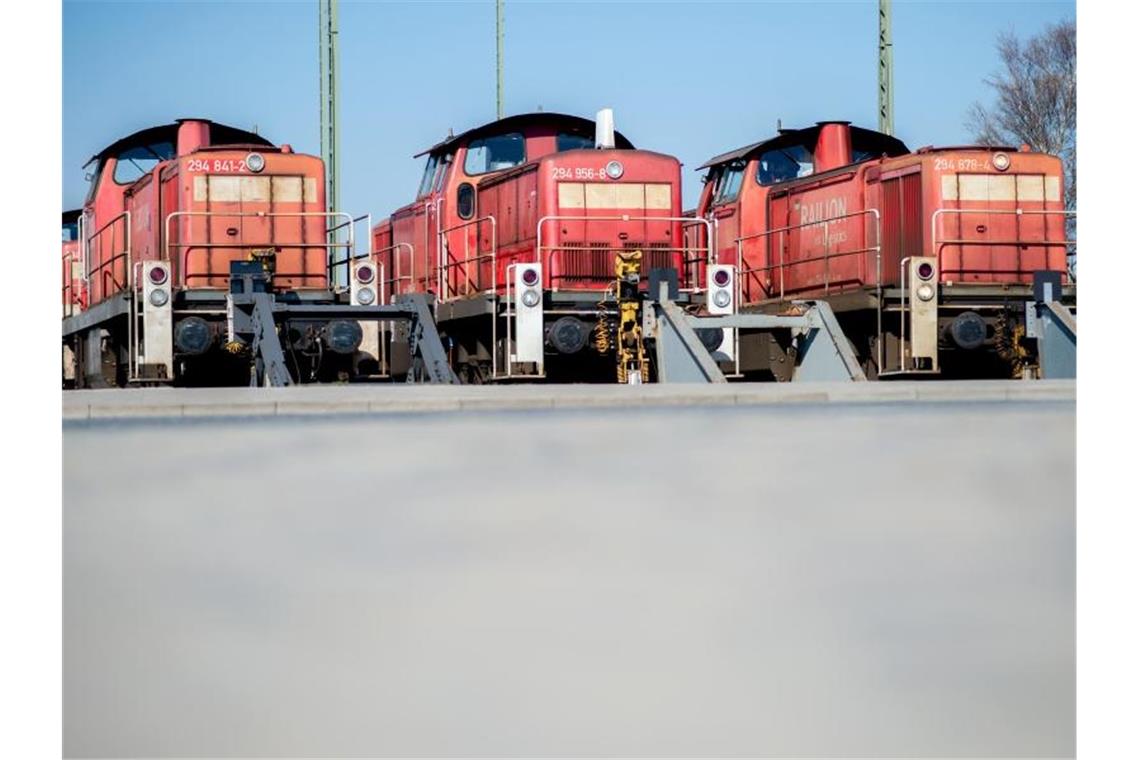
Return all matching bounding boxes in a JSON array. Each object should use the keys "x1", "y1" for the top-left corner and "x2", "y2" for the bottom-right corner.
[{"x1": 63, "y1": 0, "x2": 1074, "y2": 212}]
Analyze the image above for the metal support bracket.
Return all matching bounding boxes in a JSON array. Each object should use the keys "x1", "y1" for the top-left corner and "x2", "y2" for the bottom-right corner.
[
  {"x1": 650, "y1": 288, "x2": 866, "y2": 383},
  {"x1": 395, "y1": 294, "x2": 459, "y2": 385},
  {"x1": 1034, "y1": 300, "x2": 1076, "y2": 379},
  {"x1": 227, "y1": 261, "x2": 458, "y2": 387},
  {"x1": 228, "y1": 293, "x2": 459, "y2": 387}
]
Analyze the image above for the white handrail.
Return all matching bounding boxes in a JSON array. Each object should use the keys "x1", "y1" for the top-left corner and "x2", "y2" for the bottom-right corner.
[{"x1": 163, "y1": 210, "x2": 353, "y2": 287}]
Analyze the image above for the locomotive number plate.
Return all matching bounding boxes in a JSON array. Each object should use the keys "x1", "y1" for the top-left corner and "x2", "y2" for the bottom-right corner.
[
  {"x1": 934, "y1": 157, "x2": 992, "y2": 172},
  {"x1": 186, "y1": 158, "x2": 250, "y2": 173},
  {"x1": 550, "y1": 166, "x2": 605, "y2": 181}
]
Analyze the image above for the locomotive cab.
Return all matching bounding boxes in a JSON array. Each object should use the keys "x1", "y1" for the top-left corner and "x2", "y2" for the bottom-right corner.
[
  {"x1": 695, "y1": 121, "x2": 1074, "y2": 380},
  {"x1": 64, "y1": 119, "x2": 369, "y2": 386},
  {"x1": 373, "y1": 111, "x2": 710, "y2": 383}
]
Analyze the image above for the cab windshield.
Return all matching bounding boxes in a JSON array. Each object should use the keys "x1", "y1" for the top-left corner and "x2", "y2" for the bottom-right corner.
[
  {"x1": 417, "y1": 154, "x2": 440, "y2": 197},
  {"x1": 113, "y1": 141, "x2": 175, "y2": 185},
  {"x1": 464, "y1": 133, "x2": 525, "y2": 175},
  {"x1": 556, "y1": 132, "x2": 594, "y2": 152},
  {"x1": 756, "y1": 144, "x2": 814, "y2": 186}
]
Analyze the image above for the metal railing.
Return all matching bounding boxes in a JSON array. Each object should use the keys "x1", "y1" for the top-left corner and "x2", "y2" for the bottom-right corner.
[
  {"x1": 733, "y1": 209, "x2": 882, "y2": 304},
  {"x1": 374, "y1": 242, "x2": 415, "y2": 300},
  {"x1": 727, "y1": 209, "x2": 884, "y2": 375},
  {"x1": 536, "y1": 215, "x2": 714, "y2": 292},
  {"x1": 437, "y1": 215, "x2": 498, "y2": 301},
  {"x1": 327, "y1": 213, "x2": 372, "y2": 290},
  {"x1": 164, "y1": 210, "x2": 353, "y2": 287},
  {"x1": 931, "y1": 207, "x2": 1076, "y2": 276},
  {"x1": 83, "y1": 211, "x2": 131, "y2": 300}
]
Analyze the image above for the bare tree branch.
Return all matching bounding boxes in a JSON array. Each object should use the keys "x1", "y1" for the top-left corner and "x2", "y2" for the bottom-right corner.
[{"x1": 966, "y1": 20, "x2": 1076, "y2": 273}]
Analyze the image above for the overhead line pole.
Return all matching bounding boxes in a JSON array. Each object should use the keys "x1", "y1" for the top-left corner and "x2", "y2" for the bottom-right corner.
[
  {"x1": 878, "y1": 0, "x2": 894, "y2": 136},
  {"x1": 496, "y1": 0, "x2": 504, "y2": 119},
  {"x1": 319, "y1": 0, "x2": 342, "y2": 285}
]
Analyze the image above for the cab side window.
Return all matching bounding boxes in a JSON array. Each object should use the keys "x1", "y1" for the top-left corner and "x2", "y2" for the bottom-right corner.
[
  {"x1": 457, "y1": 183, "x2": 475, "y2": 220},
  {"x1": 464, "y1": 133, "x2": 525, "y2": 175}
]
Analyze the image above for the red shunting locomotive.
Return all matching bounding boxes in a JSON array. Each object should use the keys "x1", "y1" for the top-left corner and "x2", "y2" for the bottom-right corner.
[
  {"x1": 690, "y1": 121, "x2": 1074, "y2": 379},
  {"x1": 371, "y1": 110, "x2": 711, "y2": 383},
  {"x1": 62, "y1": 118, "x2": 373, "y2": 386}
]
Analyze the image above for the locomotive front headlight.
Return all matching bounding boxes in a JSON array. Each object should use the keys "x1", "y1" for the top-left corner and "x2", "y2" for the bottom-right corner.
[
  {"x1": 521, "y1": 289, "x2": 541, "y2": 308},
  {"x1": 916, "y1": 283, "x2": 936, "y2": 302},
  {"x1": 712, "y1": 289, "x2": 732, "y2": 309},
  {"x1": 992, "y1": 152, "x2": 1011, "y2": 171},
  {"x1": 246, "y1": 152, "x2": 266, "y2": 173},
  {"x1": 149, "y1": 288, "x2": 169, "y2": 307},
  {"x1": 605, "y1": 160, "x2": 624, "y2": 180},
  {"x1": 356, "y1": 286, "x2": 376, "y2": 305}
]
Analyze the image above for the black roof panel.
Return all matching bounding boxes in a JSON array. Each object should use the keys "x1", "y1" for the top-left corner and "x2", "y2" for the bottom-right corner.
[
  {"x1": 698, "y1": 123, "x2": 909, "y2": 170},
  {"x1": 85, "y1": 119, "x2": 274, "y2": 167},
  {"x1": 415, "y1": 111, "x2": 634, "y2": 157}
]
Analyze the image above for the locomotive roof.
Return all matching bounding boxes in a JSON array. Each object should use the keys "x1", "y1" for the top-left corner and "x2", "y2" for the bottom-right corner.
[
  {"x1": 414, "y1": 112, "x2": 635, "y2": 157},
  {"x1": 697, "y1": 122, "x2": 909, "y2": 170},
  {"x1": 85, "y1": 119, "x2": 274, "y2": 166}
]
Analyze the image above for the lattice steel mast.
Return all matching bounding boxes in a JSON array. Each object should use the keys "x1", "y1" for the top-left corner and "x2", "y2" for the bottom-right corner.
[
  {"x1": 878, "y1": 0, "x2": 894, "y2": 136},
  {"x1": 496, "y1": 0, "x2": 505, "y2": 119},
  {"x1": 319, "y1": 0, "x2": 342, "y2": 283}
]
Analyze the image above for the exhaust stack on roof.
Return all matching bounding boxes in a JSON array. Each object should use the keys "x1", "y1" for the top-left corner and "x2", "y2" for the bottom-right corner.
[
  {"x1": 176, "y1": 119, "x2": 210, "y2": 156},
  {"x1": 595, "y1": 108, "x2": 616, "y2": 150},
  {"x1": 814, "y1": 121, "x2": 853, "y2": 173}
]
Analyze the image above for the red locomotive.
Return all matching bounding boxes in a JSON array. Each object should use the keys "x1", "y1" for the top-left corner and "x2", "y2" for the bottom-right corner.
[
  {"x1": 62, "y1": 209, "x2": 85, "y2": 314},
  {"x1": 370, "y1": 111, "x2": 711, "y2": 382},
  {"x1": 690, "y1": 121, "x2": 1074, "y2": 379},
  {"x1": 62, "y1": 118, "x2": 374, "y2": 386}
]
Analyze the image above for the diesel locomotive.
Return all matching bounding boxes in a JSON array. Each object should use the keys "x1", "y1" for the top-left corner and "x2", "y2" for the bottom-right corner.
[
  {"x1": 61, "y1": 118, "x2": 377, "y2": 387},
  {"x1": 370, "y1": 111, "x2": 712, "y2": 382},
  {"x1": 690, "y1": 121, "x2": 1075, "y2": 379}
]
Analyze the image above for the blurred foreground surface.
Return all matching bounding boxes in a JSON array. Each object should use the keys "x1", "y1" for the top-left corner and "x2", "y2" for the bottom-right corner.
[{"x1": 64, "y1": 394, "x2": 1074, "y2": 757}]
